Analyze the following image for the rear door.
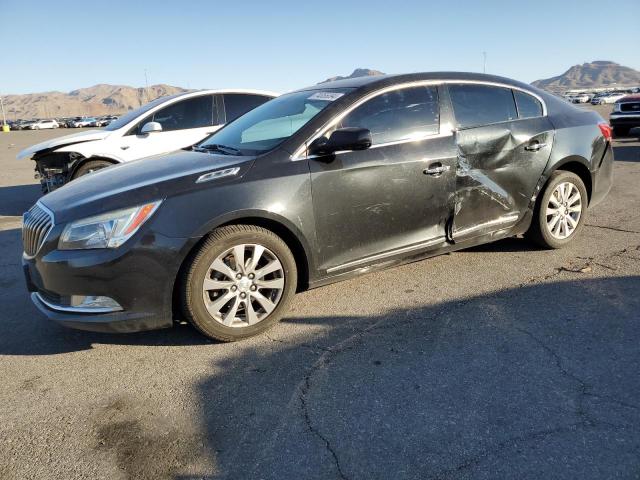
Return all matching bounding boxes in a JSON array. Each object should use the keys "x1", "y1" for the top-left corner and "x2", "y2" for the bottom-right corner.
[
  {"x1": 309, "y1": 84, "x2": 457, "y2": 272},
  {"x1": 447, "y1": 83, "x2": 553, "y2": 242},
  {"x1": 118, "y1": 94, "x2": 218, "y2": 161}
]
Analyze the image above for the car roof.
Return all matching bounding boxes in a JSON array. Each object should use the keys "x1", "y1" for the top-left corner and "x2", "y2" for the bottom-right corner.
[
  {"x1": 295, "y1": 71, "x2": 538, "y2": 93},
  {"x1": 171, "y1": 88, "x2": 279, "y2": 99}
]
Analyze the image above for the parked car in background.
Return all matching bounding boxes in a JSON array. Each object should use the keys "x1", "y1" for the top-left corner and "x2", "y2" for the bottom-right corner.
[
  {"x1": 26, "y1": 119, "x2": 59, "y2": 130},
  {"x1": 571, "y1": 93, "x2": 591, "y2": 104},
  {"x1": 19, "y1": 121, "x2": 37, "y2": 130},
  {"x1": 21, "y1": 72, "x2": 614, "y2": 341},
  {"x1": 65, "y1": 117, "x2": 84, "y2": 128},
  {"x1": 91, "y1": 116, "x2": 119, "y2": 127},
  {"x1": 71, "y1": 117, "x2": 97, "y2": 128},
  {"x1": 10, "y1": 120, "x2": 29, "y2": 130},
  {"x1": 610, "y1": 94, "x2": 640, "y2": 136},
  {"x1": 595, "y1": 92, "x2": 627, "y2": 105},
  {"x1": 17, "y1": 89, "x2": 277, "y2": 192}
]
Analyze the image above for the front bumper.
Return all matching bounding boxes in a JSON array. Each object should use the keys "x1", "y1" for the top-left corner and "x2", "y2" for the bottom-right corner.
[{"x1": 22, "y1": 227, "x2": 196, "y2": 333}]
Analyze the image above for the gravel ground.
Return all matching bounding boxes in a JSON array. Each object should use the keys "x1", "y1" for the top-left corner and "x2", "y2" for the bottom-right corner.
[{"x1": 0, "y1": 114, "x2": 639, "y2": 479}]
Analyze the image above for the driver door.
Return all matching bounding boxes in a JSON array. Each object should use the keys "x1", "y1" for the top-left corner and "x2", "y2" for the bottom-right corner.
[{"x1": 309, "y1": 84, "x2": 457, "y2": 273}]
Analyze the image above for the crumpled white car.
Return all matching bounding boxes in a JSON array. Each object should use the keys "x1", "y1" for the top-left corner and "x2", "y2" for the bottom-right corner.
[{"x1": 17, "y1": 89, "x2": 277, "y2": 192}]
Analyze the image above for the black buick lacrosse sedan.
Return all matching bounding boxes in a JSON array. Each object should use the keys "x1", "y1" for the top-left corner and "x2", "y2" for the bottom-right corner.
[{"x1": 22, "y1": 72, "x2": 614, "y2": 341}]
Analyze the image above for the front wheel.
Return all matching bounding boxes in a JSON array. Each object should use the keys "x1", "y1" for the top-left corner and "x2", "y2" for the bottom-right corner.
[
  {"x1": 526, "y1": 171, "x2": 588, "y2": 249},
  {"x1": 182, "y1": 225, "x2": 297, "y2": 341},
  {"x1": 72, "y1": 159, "x2": 113, "y2": 179}
]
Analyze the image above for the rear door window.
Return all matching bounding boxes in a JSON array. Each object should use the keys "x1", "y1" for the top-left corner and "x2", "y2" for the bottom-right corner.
[
  {"x1": 513, "y1": 90, "x2": 543, "y2": 118},
  {"x1": 223, "y1": 94, "x2": 272, "y2": 123},
  {"x1": 151, "y1": 94, "x2": 215, "y2": 131},
  {"x1": 449, "y1": 84, "x2": 517, "y2": 129},
  {"x1": 338, "y1": 85, "x2": 439, "y2": 145}
]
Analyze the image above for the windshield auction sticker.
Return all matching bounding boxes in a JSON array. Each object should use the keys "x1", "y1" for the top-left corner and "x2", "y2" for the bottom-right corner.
[{"x1": 308, "y1": 92, "x2": 345, "y2": 101}]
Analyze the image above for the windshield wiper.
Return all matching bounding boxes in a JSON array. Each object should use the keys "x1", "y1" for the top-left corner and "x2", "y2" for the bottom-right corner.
[{"x1": 194, "y1": 144, "x2": 242, "y2": 156}]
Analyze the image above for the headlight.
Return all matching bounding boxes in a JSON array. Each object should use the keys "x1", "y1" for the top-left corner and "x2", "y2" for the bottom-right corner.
[
  {"x1": 613, "y1": 103, "x2": 621, "y2": 112},
  {"x1": 59, "y1": 201, "x2": 162, "y2": 250}
]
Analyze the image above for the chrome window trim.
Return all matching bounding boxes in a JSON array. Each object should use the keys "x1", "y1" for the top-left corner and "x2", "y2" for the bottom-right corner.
[
  {"x1": 291, "y1": 79, "x2": 548, "y2": 161},
  {"x1": 33, "y1": 292, "x2": 123, "y2": 314},
  {"x1": 22, "y1": 201, "x2": 55, "y2": 260}
]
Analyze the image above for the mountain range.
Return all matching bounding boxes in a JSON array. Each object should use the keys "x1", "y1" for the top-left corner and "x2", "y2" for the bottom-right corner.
[
  {"x1": 2, "y1": 69, "x2": 386, "y2": 120},
  {"x1": 2, "y1": 84, "x2": 187, "y2": 120},
  {"x1": 532, "y1": 61, "x2": 640, "y2": 92},
  {"x1": 4, "y1": 62, "x2": 639, "y2": 120}
]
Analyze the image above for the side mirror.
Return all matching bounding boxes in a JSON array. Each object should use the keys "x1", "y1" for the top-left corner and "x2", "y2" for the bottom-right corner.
[
  {"x1": 308, "y1": 127, "x2": 372, "y2": 157},
  {"x1": 140, "y1": 121, "x2": 162, "y2": 135}
]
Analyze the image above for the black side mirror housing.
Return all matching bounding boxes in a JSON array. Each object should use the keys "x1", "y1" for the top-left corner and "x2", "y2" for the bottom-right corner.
[{"x1": 308, "y1": 127, "x2": 372, "y2": 157}]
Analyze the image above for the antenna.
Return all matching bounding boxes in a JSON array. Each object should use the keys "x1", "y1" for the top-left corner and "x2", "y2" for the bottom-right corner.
[{"x1": 482, "y1": 51, "x2": 487, "y2": 74}]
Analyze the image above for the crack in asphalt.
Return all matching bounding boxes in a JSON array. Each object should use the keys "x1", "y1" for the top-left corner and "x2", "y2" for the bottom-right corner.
[
  {"x1": 296, "y1": 319, "x2": 392, "y2": 480},
  {"x1": 427, "y1": 423, "x2": 585, "y2": 480},
  {"x1": 585, "y1": 223, "x2": 640, "y2": 234},
  {"x1": 513, "y1": 326, "x2": 597, "y2": 426},
  {"x1": 265, "y1": 333, "x2": 333, "y2": 354},
  {"x1": 520, "y1": 244, "x2": 640, "y2": 287},
  {"x1": 293, "y1": 243, "x2": 640, "y2": 478}
]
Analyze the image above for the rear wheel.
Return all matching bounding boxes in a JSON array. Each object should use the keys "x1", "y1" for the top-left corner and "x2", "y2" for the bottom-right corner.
[
  {"x1": 526, "y1": 171, "x2": 587, "y2": 249},
  {"x1": 72, "y1": 159, "x2": 113, "y2": 179},
  {"x1": 182, "y1": 225, "x2": 297, "y2": 342}
]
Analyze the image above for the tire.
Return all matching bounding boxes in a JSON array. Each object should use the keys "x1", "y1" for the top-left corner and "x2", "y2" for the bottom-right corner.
[
  {"x1": 182, "y1": 225, "x2": 297, "y2": 342},
  {"x1": 613, "y1": 127, "x2": 630, "y2": 137},
  {"x1": 526, "y1": 171, "x2": 588, "y2": 249},
  {"x1": 72, "y1": 159, "x2": 113, "y2": 179}
]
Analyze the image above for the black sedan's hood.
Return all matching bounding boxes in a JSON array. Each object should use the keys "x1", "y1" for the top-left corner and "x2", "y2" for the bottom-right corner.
[{"x1": 41, "y1": 150, "x2": 255, "y2": 224}]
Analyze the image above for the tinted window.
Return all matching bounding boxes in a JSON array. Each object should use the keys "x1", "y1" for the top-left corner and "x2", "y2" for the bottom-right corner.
[
  {"x1": 151, "y1": 95, "x2": 215, "y2": 131},
  {"x1": 514, "y1": 90, "x2": 543, "y2": 118},
  {"x1": 224, "y1": 94, "x2": 272, "y2": 123},
  {"x1": 449, "y1": 84, "x2": 517, "y2": 129},
  {"x1": 339, "y1": 86, "x2": 439, "y2": 145},
  {"x1": 105, "y1": 94, "x2": 182, "y2": 131}
]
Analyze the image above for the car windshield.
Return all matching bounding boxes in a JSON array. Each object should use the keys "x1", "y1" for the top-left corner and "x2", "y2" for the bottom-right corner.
[
  {"x1": 104, "y1": 94, "x2": 184, "y2": 131},
  {"x1": 197, "y1": 88, "x2": 353, "y2": 156}
]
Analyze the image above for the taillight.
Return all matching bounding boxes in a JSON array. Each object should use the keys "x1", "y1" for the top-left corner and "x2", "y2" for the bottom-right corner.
[{"x1": 598, "y1": 123, "x2": 612, "y2": 142}]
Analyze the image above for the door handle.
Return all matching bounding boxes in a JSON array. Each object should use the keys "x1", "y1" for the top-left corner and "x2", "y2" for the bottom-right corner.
[
  {"x1": 524, "y1": 142, "x2": 547, "y2": 152},
  {"x1": 423, "y1": 163, "x2": 450, "y2": 176}
]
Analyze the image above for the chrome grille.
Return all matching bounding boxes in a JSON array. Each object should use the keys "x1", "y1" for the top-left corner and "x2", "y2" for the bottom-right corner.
[{"x1": 22, "y1": 204, "x2": 53, "y2": 257}]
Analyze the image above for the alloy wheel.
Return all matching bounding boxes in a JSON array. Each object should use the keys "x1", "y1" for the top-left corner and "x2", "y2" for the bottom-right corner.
[
  {"x1": 545, "y1": 181, "x2": 582, "y2": 239},
  {"x1": 202, "y1": 243, "x2": 285, "y2": 328}
]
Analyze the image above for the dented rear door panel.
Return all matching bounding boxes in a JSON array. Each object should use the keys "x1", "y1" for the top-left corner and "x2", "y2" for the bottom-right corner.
[{"x1": 452, "y1": 116, "x2": 554, "y2": 241}]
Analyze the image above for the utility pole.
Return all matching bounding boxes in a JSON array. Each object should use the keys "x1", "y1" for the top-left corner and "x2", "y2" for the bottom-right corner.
[
  {"x1": 0, "y1": 95, "x2": 6, "y2": 126},
  {"x1": 144, "y1": 69, "x2": 150, "y2": 104},
  {"x1": 482, "y1": 51, "x2": 487, "y2": 74}
]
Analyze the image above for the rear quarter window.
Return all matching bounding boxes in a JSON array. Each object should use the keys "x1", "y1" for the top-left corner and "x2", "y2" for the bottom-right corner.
[{"x1": 514, "y1": 90, "x2": 543, "y2": 118}]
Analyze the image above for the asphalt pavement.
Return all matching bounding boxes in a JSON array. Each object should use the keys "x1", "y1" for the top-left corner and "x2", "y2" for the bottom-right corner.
[{"x1": 0, "y1": 126, "x2": 639, "y2": 479}]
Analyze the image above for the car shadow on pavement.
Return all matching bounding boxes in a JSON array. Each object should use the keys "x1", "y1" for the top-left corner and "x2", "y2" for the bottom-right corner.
[
  {"x1": 170, "y1": 275, "x2": 640, "y2": 480},
  {"x1": 0, "y1": 183, "x2": 41, "y2": 216}
]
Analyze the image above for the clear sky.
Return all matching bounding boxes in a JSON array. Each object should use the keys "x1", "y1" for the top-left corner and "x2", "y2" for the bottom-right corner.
[{"x1": 2, "y1": 0, "x2": 639, "y2": 95}]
